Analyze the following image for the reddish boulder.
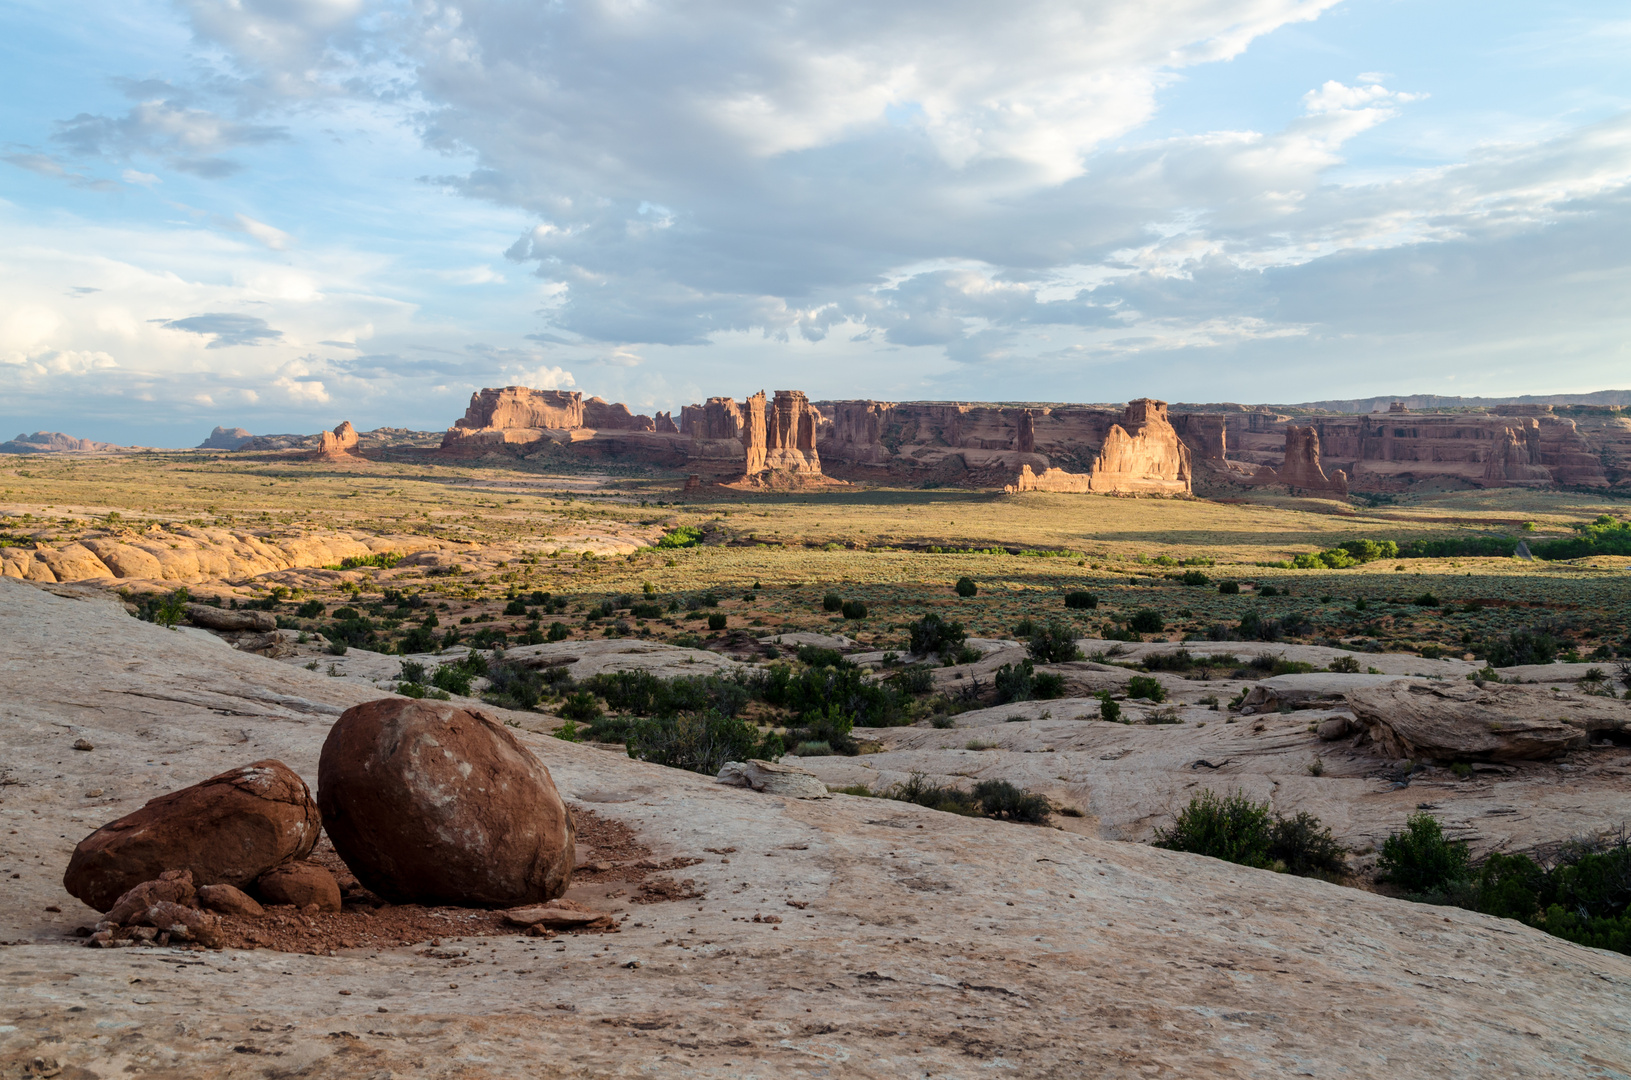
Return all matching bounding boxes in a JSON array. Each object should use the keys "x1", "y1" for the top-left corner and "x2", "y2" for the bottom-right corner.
[
  {"x1": 106, "y1": 869, "x2": 196, "y2": 924},
  {"x1": 64, "y1": 760, "x2": 321, "y2": 912},
  {"x1": 197, "y1": 883, "x2": 265, "y2": 918},
  {"x1": 256, "y1": 861, "x2": 341, "y2": 912},
  {"x1": 318, "y1": 699, "x2": 575, "y2": 907}
]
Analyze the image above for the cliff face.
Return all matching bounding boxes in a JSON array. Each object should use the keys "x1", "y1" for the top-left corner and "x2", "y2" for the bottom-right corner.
[
  {"x1": 315, "y1": 421, "x2": 360, "y2": 461},
  {"x1": 454, "y1": 387, "x2": 584, "y2": 433},
  {"x1": 1084, "y1": 400, "x2": 1191, "y2": 494}
]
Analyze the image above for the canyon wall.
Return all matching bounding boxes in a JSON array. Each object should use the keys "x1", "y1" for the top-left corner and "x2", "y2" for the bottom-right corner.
[{"x1": 434, "y1": 384, "x2": 1626, "y2": 492}]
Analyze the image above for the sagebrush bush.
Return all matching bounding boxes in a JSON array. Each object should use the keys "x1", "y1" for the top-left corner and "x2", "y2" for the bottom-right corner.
[{"x1": 955, "y1": 576, "x2": 978, "y2": 598}]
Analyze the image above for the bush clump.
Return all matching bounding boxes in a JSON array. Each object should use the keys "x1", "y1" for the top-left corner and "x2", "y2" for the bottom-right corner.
[
  {"x1": 841, "y1": 599, "x2": 868, "y2": 619},
  {"x1": 708, "y1": 612, "x2": 728, "y2": 631},
  {"x1": 908, "y1": 613, "x2": 967, "y2": 658},
  {"x1": 1128, "y1": 609, "x2": 1164, "y2": 634},
  {"x1": 1180, "y1": 569, "x2": 1210, "y2": 586},
  {"x1": 1218, "y1": 581, "x2": 1240, "y2": 595},
  {"x1": 1482, "y1": 629, "x2": 1560, "y2": 668},
  {"x1": 954, "y1": 576, "x2": 978, "y2": 598},
  {"x1": 1153, "y1": 789, "x2": 1347, "y2": 877},
  {"x1": 626, "y1": 712, "x2": 784, "y2": 775},
  {"x1": 1378, "y1": 812, "x2": 1470, "y2": 894},
  {"x1": 884, "y1": 773, "x2": 1051, "y2": 823},
  {"x1": 993, "y1": 659, "x2": 1066, "y2": 704},
  {"x1": 656, "y1": 526, "x2": 703, "y2": 549},
  {"x1": 1027, "y1": 620, "x2": 1084, "y2": 663},
  {"x1": 1064, "y1": 590, "x2": 1098, "y2": 609},
  {"x1": 822, "y1": 592, "x2": 844, "y2": 612},
  {"x1": 1126, "y1": 675, "x2": 1165, "y2": 702}
]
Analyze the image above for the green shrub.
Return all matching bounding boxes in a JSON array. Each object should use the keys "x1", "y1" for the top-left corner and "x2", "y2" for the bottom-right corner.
[
  {"x1": 1064, "y1": 591, "x2": 1098, "y2": 609},
  {"x1": 841, "y1": 599, "x2": 868, "y2": 619},
  {"x1": 296, "y1": 599, "x2": 325, "y2": 619},
  {"x1": 504, "y1": 597, "x2": 528, "y2": 616},
  {"x1": 1218, "y1": 581, "x2": 1240, "y2": 595},
  {"x1": 1413, "y1": 592, "x2": 1439, "y2": 608},
  {"x1": 483, "y1": 661, "x2": 547, "y2": 710},
  {"x1": 1378, "y1": 812, "x2": 1470, "y2": 894},
  {"x1": 136, "y1": 588, "x2": 191, "y2": 628},
  {"x1": 630, "y1": 602, "x2": 663, "y2": 619},
  {"x1": 430, "y1": 663, "x2": 473, "y2": 696},
  {"x1": 955, "y1": 576, "x2": 978, "y2": 598},
  {"x1": 1127, "y1": 675, "x2": 1165, "y2": 702},
  {"x1": 547, "y1": 621, "x2": 570, "y2": 642},
  {"x1": 398, "y1": 661, "x2": 427, "y2": 685},
  {"x1": 581, "y1": 670, "x2": 750, "y2": 718},
  {"x1": 1027, "y1": 621, "x2": 1083, "y2": 663},
  {"x1": 1153, "y1": 790, "x2": 1274, "y2": 867},
  {"x1": 908, "y1": 613, "x2": 967, "y2": 657},
  {"x1": 1142, "y1": 649, "x2": 1194, "y2": 671},
  {"x1": 1012, "y1": 617, "x2": 1035, "y2": 637},
  {"x1": 1531, "y1": 515, "x2": 1631, "y2": 560},
  {"x1": 822, "y1": 592, "x2": 844, "y2": 612},
  {"x1": 339, "y1": 552, "x2": 402, "y2": 570},
  {"x1": 656, "y1": 526, "x2": 702, "y2": 549},
  {"x1": 888, "y1": 772, "x2": 979, "y2": 815},
  {"x1": 1328, "y1": 655, "x2": 1362, "y2": 673},
  {"x1": 1270, "y1": 812, "x2": 1347, "y2": 876},
  {"x1": 708, "y1": 612, "x2": 728, "y2": 631},
  {"x1": 795, "y1": 645, "x2": 848, "y2": 668},
  {"x1": 887, "y1": 666, "x2": 935, "y2": 695},
  {"x1": 972, "y1": 779, "x2": 1052, "y2": 823},
  {"x1": 1482, "y1": 629, "x2": 1559, "y2": 668},
  {"x1": 1128, "y1": 609, "x2": 1164, "y2": 634},
  {"x1": 626, "y1": 711, "x2": 783, "y2": 774},
  {"x1": 993, "y1": 660, "x2": 1038, "y2": 704},
  {"x1": 1180, "y1": 569, "x2": 1210, "y2": 586},
  {"x1": 560, "y1": 690, "x2": 604, "y2": 722},
  {"x1": 1099, "y1": 694, "x2": 1121, "y2": 722}
]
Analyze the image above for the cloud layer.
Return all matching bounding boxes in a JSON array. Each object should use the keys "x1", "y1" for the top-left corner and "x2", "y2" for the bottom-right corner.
[{"x1": 2, "y1": 0, "x2": 1629, "y2": 444}]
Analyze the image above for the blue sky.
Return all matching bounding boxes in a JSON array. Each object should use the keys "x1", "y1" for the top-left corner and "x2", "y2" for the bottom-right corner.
[{"x1": 3, "y1": 0, "x2": 1629, "y2": 446}]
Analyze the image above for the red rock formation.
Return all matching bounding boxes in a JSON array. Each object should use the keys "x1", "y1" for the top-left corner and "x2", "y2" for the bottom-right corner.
[
  {"x1": 1085, "y1": 400, "x2": 1191, "y2": 494},
  {"x1": 1482, "y1": 425, "x2": 1554, "y2": 485},
  {"x1": 314, "y1": 420, "x2": 359, "y2": 460},
  {"x1": 583, "y1": 396, "x2": 654, "y2": 431},
  {"x1": 741, "y1": 392, "x2": 768, "y2": 475},
  {"x1": 1171, "y1": 413, "x2": 1227, "y2": 462},
  {"x1": 455, "y1": 387, "x2": 584, "y2": 432},
  {"x1": 1005, "y1": 464, "x2": 1093, "y2": 493},
  {"x1": 1015, "y1": 410, "x2": 1036, "y2": 454},
  {"x1": 763, "y1": 390, "x2": 822, "y2": 474},
  {"x1": 654, "y1": 411, "x2": 679, "y2": 434},
  {"x1": 1247, "y1": 425, "x2": 1349, "y2": 496}
]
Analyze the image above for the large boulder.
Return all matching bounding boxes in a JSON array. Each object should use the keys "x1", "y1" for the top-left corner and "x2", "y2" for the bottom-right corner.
[
  {"x1": 317, "y1": 699, "x2": 575, "y2": 907},
  {"x1": 64, "y1": 760, "x2": 321, "y2": 912},
  {"x1": 185, "y1": 604, "x2": 276, "y2": 632},
  {"x1": 1346, "y1": 682, "x2": 1629, "y2": 761}
]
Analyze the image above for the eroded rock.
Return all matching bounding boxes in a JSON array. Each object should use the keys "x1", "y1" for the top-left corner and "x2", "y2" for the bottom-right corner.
[
  {"x1": 1346, "y1": 681, "x2": 1627, "y2": 760},
  {"x1": 64, "y1": 759, "x2": 321, "y2": 912},
  {"x1": 256, "y1": 861, "x2": 341, "y2": 912},
  {"x1": 716, "y1": 759, "x2": 831, "y2": 799}
]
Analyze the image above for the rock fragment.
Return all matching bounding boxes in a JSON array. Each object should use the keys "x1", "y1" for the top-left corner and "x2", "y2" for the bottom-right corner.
[
  {"x1": 256, "y1": 861, "x2": 341, "y2": 912},
  {"x1": 1347, "y1": 681, "x2": 1626, "y2": 761},
  {"x1": 716, "y1": 758, "x2": 830, "y2": 799},
  {"x1": 197, "y1": 883, "x2": 265, "y2": 918}
]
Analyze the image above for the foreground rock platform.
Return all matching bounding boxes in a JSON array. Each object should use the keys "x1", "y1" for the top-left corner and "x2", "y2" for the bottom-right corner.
[{"x1": 2, "y1": 577, "x2": 1629, "y2": 1077}]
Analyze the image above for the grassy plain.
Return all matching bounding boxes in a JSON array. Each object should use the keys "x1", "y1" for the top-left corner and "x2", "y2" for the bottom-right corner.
[{"x1": 3, "y1": 449, "x2": 1630, "y2": 657}]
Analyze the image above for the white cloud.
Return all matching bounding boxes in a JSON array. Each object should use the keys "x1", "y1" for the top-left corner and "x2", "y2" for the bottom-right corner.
[{"x1": 233, "y1": 214, "x2": 292, "y2": 250}]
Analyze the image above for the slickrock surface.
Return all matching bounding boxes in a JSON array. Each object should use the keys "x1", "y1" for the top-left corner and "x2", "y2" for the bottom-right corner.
[{"x1": 3, "y1": 577, "x2": 1630, "y2": 1077}]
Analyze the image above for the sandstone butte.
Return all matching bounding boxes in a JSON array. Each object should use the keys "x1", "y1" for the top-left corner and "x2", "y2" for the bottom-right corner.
[
  {"x1": 430, "y1": 385, "x2": 1631, "y2": 494},
  {"x1": 5, "y1": 577, "x2": 1631, "y2": 1077}
]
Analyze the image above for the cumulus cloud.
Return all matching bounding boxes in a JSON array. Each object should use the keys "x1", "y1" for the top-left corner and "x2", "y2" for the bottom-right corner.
[
  {"x1": 156, "y1": 312, "x2": 285, "y2": 348},
  {"x1": 52, "y1": 83, "x2": 287, "y2": 178}
]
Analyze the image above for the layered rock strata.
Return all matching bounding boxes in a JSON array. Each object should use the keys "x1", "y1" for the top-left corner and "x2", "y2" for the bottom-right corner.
[{"x1": 1244, "y1": 425, "x2": 1349, "y2": 496}]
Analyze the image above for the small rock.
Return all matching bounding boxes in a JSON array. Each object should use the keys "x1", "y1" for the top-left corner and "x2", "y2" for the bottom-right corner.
[
  {"x1": 198, "y1": 882, "x2": 265, "y2": 918},
  {"x1": 1316, "y1": 717, "x2": 1353, "y2": 741},
  {"x1": 84, "y1": 789, "x2": 104, "y2": 798},
  {"x1": 107, "y1": 869, "x2": 196, "y2": 925},
  {"x1": 72, "y1": 739, "x2": 94, "y2": 752},
  {"x1": 256, "y1": 862, "x2": 341, "y2": 912}
]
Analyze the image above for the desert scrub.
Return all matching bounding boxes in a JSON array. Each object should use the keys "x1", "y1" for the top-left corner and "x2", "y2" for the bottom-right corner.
[
  {"x1": 1027, "y1": 620, "x2": 1083, "y2": 663},
  {"x1": 625, "y1": 711, "x2": 784, "y2": 775},
  {"x1": 1126, "y1": 675, "x2": 1165, "y2": 702},
  {"x1": 1153, "y1": 789, "x2": 1346, "y2": 877},
  {"x1": 993, "y1": 659, "x2": 1065, "y2": 704},
  {"x1": 908, "y1": 613, "x2": 967, "y2": 658},
  {"x1": 1377, "y1": 812, "x2": 1470, "y2": 894},
  {"x1": 881, "y1": 773, "x2": 1053, "y2": 823}
]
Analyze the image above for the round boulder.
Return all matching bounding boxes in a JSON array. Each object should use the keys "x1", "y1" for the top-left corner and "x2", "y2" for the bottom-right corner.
[
  {"x1": 318, "y1": 699, "x2": 575, "y2": 907},
  {"x1": 64, "y1": 760, "x2": 321, "y2": 912}
]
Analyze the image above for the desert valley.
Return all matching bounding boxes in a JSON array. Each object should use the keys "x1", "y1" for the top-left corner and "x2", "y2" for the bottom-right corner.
[{"x1": 2, "y1": 385, "x2": 1630, "y2": 1077}]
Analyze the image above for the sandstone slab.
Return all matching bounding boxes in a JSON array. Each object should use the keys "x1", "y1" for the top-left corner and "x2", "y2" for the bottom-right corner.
[{"x1": 1346, "y1": 681, "x2": 1626, "y2": 760}]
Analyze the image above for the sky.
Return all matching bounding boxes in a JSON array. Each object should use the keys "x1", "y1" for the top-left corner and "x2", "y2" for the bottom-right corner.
[{"x1": 3, "y1": 0, "x2": 1630, "y2": 447}]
